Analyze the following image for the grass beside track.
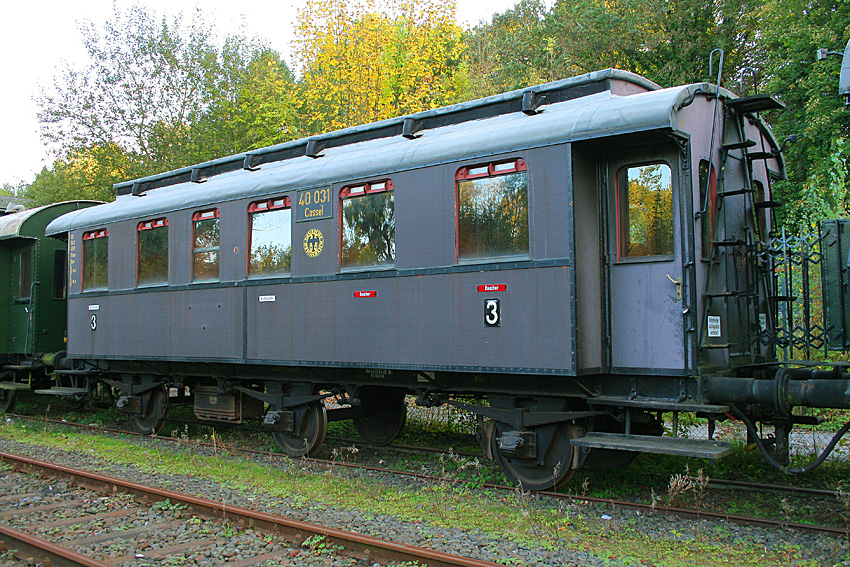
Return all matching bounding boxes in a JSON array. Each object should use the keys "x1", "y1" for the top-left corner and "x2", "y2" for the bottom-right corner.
[{"x1": 0, "y1": 419, "x2": 846, "y2": 566}]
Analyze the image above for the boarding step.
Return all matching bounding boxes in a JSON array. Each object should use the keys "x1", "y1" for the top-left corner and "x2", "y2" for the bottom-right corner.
[
  {"x1": 0, "y1": 382, "x2": 31, "y2": 391},
  {"x1": 585, "y1": 396, "x2": 729, "y2": 414},
  {"x1": 746, "y1": 151, "x2": 776, "y2": 161},
  {"x1": 571, "y1": 432, "x2": 733, "y2": 459},
  {"x1": 717, "y1": 188, "x2": 754, "y2": 198},
  {"x1": 754, "y1": 200, "x2": 783, "y2": 209},
  {"x1": 705, "y1": 290, "x2": 748, "y2": 298},
  {"x1": 725, "y1": 94, "x2": 786, "y2": 113},
  {"x1": 33, "y1": 387, "x2": 90, "y2": 397},
  {"x1": 712, "y1": 239, "x2": 746, "y2": 247},
  {"x1": 722, "y1": 140, "x2": 757, "y2": 151},
  {"x1": 701, "y1": 343, "x2": 737, "y2": 350}
]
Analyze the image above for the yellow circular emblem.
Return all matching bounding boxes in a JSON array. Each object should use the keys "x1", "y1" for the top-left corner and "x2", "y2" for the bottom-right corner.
[{"x1": 303, "y1": 228, "x2": 324, "y2": 258}]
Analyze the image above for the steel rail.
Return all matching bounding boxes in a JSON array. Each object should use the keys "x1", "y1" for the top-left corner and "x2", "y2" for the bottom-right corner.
[
  {"x1": 5, "y1": 413, "x2": 849, "y2": 537},
  {"x1": 8, "y1": 413, "x2": 842, "y2": 497},
  {"x1": 0, "y1": 451, "x2": 502, "y2": 567},
  {"x1": 0, "y1": 523, "x2": 111, "y2": 567}
]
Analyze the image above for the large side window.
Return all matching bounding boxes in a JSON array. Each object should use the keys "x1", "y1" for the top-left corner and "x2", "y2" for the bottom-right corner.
[
  {"x1": 137, "y1": 218, "x2": 169, "y2": 286},
  {"x1": 18, "y1": 248, "x2": 33, "y2": 299},
  {"x1": 457, "y1": 159, "x2": 529, "y2": 262},
  {"x1": 249, "y1": 197, "x2": 292, "y2": 277},
  {"x1": 616, "y1": 162, "x2": 674, "y2": 260},
  {"x1": 699, "y1": 160, "x2": 717, "y2": 260},
  {"x1": 340, "y1": 180, "x2": 395, "y2": 270},
  {"x1": 82, "y1": 229, "x2": 108, "y2": 291},
  {"x1": 192, "y1": 209, "x2": 220, "y2": 282}
]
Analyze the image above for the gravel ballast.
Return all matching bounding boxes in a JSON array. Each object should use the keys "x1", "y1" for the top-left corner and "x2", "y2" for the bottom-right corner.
[{"x1": 0, "y1": 421, "x2": 847, "y2": 567}]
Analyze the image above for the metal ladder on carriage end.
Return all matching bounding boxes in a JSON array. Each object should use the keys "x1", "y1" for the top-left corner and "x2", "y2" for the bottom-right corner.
[{"x1": 698, "y1": 94, "x2": 784, "y2": 362}]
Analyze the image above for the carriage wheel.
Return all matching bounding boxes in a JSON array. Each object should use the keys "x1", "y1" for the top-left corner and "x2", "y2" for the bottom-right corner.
[
  {"x1": 129, "y1": 388, "x2": 169, "y2": 435},
  {"x1": 490, "y1": 421, "x2": 577, "y2": 491},
  {"x1": 272, "y1": 402, "x2": 327, "y2": 457},
  {"x1": 0, "y1": 390, "x2": 17, "y2": 413},
  {"x1": 353, "y1": 387, "x2": 407, "y2": 445}
]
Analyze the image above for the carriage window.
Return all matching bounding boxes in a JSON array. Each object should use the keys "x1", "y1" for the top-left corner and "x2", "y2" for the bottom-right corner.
[
  {"x1": 18, "y1": 248, "x2": 32, "y2": 299},
  {"x1": 617, "y1": 163, "x2": 673, "y2": 259},
  {"x1": 82, "y1": 229, "x2": 108, "y2": 291},
  {"x1": 699, "y1": 160, "x2": 717, "y2": 260},
  {"x1": 340, "y1": 180, "x2": 395, "y2": 269},
  {"x1": 137, "y1": 218, "x2": 168, "y2": 286},
  {"x1": 193, "y1": 209, "x2": 220, "y2": 282},
  {"x1": 249, "y1": 197, "x2": 292, "y2": 277},
  {"x1": 53, "y1": 249, "x2": 67, "y2": 300},
  {"x1": 457, "y1": 159, "x2": 529, "y2": 261}
]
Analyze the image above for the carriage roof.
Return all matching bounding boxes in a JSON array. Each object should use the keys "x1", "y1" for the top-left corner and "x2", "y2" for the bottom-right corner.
[{"x1": 46, "y1": 69, "x2": 781, "y2": 235}]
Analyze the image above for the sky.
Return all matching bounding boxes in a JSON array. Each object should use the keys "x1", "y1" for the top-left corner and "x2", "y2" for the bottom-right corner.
[{"x1": 0, "y1": 0, "x2": 525, "y2": 190}]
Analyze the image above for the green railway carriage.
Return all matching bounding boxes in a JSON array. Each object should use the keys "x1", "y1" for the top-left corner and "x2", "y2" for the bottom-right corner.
[{"x1": 0, "y1": 201, "x2": 99, "y2": 411}]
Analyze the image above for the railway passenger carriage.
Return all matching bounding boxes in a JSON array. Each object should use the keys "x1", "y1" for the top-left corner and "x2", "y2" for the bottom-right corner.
[
  {"x1": 0, "y1": 200, "x2": 99, "y2": 411},
  {"x1": 44, "y1": 69, "x2": 850, "y2": 489}
]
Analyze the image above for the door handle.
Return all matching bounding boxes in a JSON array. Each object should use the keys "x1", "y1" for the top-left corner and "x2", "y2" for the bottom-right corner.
[{"x1": 666, "y1": 274, "x2": 682, "y2": 300}]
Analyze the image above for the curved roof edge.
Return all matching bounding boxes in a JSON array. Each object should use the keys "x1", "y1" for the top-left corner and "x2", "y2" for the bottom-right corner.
[{"x1": 1, "y1": 200, "x2": 101, "y2": 240}]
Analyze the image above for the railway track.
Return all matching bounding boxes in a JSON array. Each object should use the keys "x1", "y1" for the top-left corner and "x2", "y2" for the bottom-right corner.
[
  {"x1": 30, "y1": 408, "x2": 847, "y2": 499},
  {"x1": 3, "y1": 412, "x2": 848, "y2": 539},
  {"x1": 0, "y1": 450, "x2": 503, "y2": 567}
]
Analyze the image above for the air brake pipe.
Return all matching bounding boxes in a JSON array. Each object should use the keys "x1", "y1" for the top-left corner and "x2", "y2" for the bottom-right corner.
[{"x1": 705, "y1": 375, "x2": 850, "y2": 410}]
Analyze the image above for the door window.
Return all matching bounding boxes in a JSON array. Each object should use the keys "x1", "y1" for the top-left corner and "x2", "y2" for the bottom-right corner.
[
  {"x1": 616, "y1": 163, "x2": 674, "y2": 260},
  {"x1": 18, "y1": 248, "x2": 32, "y2": 299}
]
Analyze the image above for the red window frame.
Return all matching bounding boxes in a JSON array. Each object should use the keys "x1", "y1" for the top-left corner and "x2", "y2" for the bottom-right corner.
[
  {"x1": 614, "y1": 162, "x2": 674, "y2": 261},
  {"x1": 81, "y1": 229, "x2": 108, "y2": 291},
  {"x1": 192, "y1": 208, "x2": 220, "y2": 282},
  {"x1": 455, "y1": 158, "x2": 528, "y2": 263},
  {"x1": 339, "y1": 180, "x2": 394, "y2": 269},
  {"x1": 247, "y1": 196, "x2": 292, "y2": 277},
  {"x1": 137, "y1": 217, "x2": 169, "y2": 285}
]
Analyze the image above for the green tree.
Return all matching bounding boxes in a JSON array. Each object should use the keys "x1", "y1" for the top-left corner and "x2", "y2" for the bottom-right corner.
[
  {"x1": 465, "y1": 0, "x2": 552, "y2": 96},
  {"x1": 293, "y1": 0, "x2": 469, "y2": 133},
  {"x1": 30, "y1": 3, "x2": 302, "y2": 204},
  {"x1": 24, "y1": 145, "x2": 130, "y2": 205},
  {"x1": 37, "y1": 4, "x2": 221, "y2": 172},
  {"x1": 752, "y1": 0, "x2": 850, "y2": 227}
]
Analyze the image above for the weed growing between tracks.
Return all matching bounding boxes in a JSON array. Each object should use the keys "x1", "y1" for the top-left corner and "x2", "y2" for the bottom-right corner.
[{"x1": 0, "y1": 420, "x2": 842, "y2": 566}]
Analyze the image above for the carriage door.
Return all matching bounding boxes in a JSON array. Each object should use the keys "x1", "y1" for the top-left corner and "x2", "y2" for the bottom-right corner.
[{"x1": 606, "y1": 153, "x2": 686, "y2": 372}]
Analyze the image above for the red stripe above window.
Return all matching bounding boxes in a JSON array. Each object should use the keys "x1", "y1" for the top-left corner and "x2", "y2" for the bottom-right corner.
[
  {"x1": 137, "y1": 218, "x2": 168, "y2": 231},
  {"x1": 82, "y1": 229, "x2": 108, "y2": 240},
  {"x1": 340, "y1": 179, "x2": 394, "y2": 199},
  {"x1": 456, "y1": 159, "x2": 527, "y2": 180},
  {"x1": 248, "y1": 196, "x2": 291, "y2": 212},
  {"x1": 192, "y1": 208, "x2": 220, "y2": 221}
]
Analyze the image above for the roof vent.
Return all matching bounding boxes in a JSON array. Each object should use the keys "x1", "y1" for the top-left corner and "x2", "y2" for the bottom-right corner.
[
  {"x1": 190, "y1": 168, "x2": 208, "y2": 183},
  {"x1": 402, "y1": 117, "x2": 424, "y2": 139},
  {"x1": 243, "y1": 154, "x2": 261, "y2": 171},
  {"x1": 4, "y1": 203, "x2": 25, "y2": 214},
  {"x1": 131, "y1": 182, "x2": 145, "y2": 197},
  {"x1": 306, "y1": 139, "x2": 326, "y2": 158},
  {"x1": 521, "y1": 91, "x2": 546, "y2": 115}
]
